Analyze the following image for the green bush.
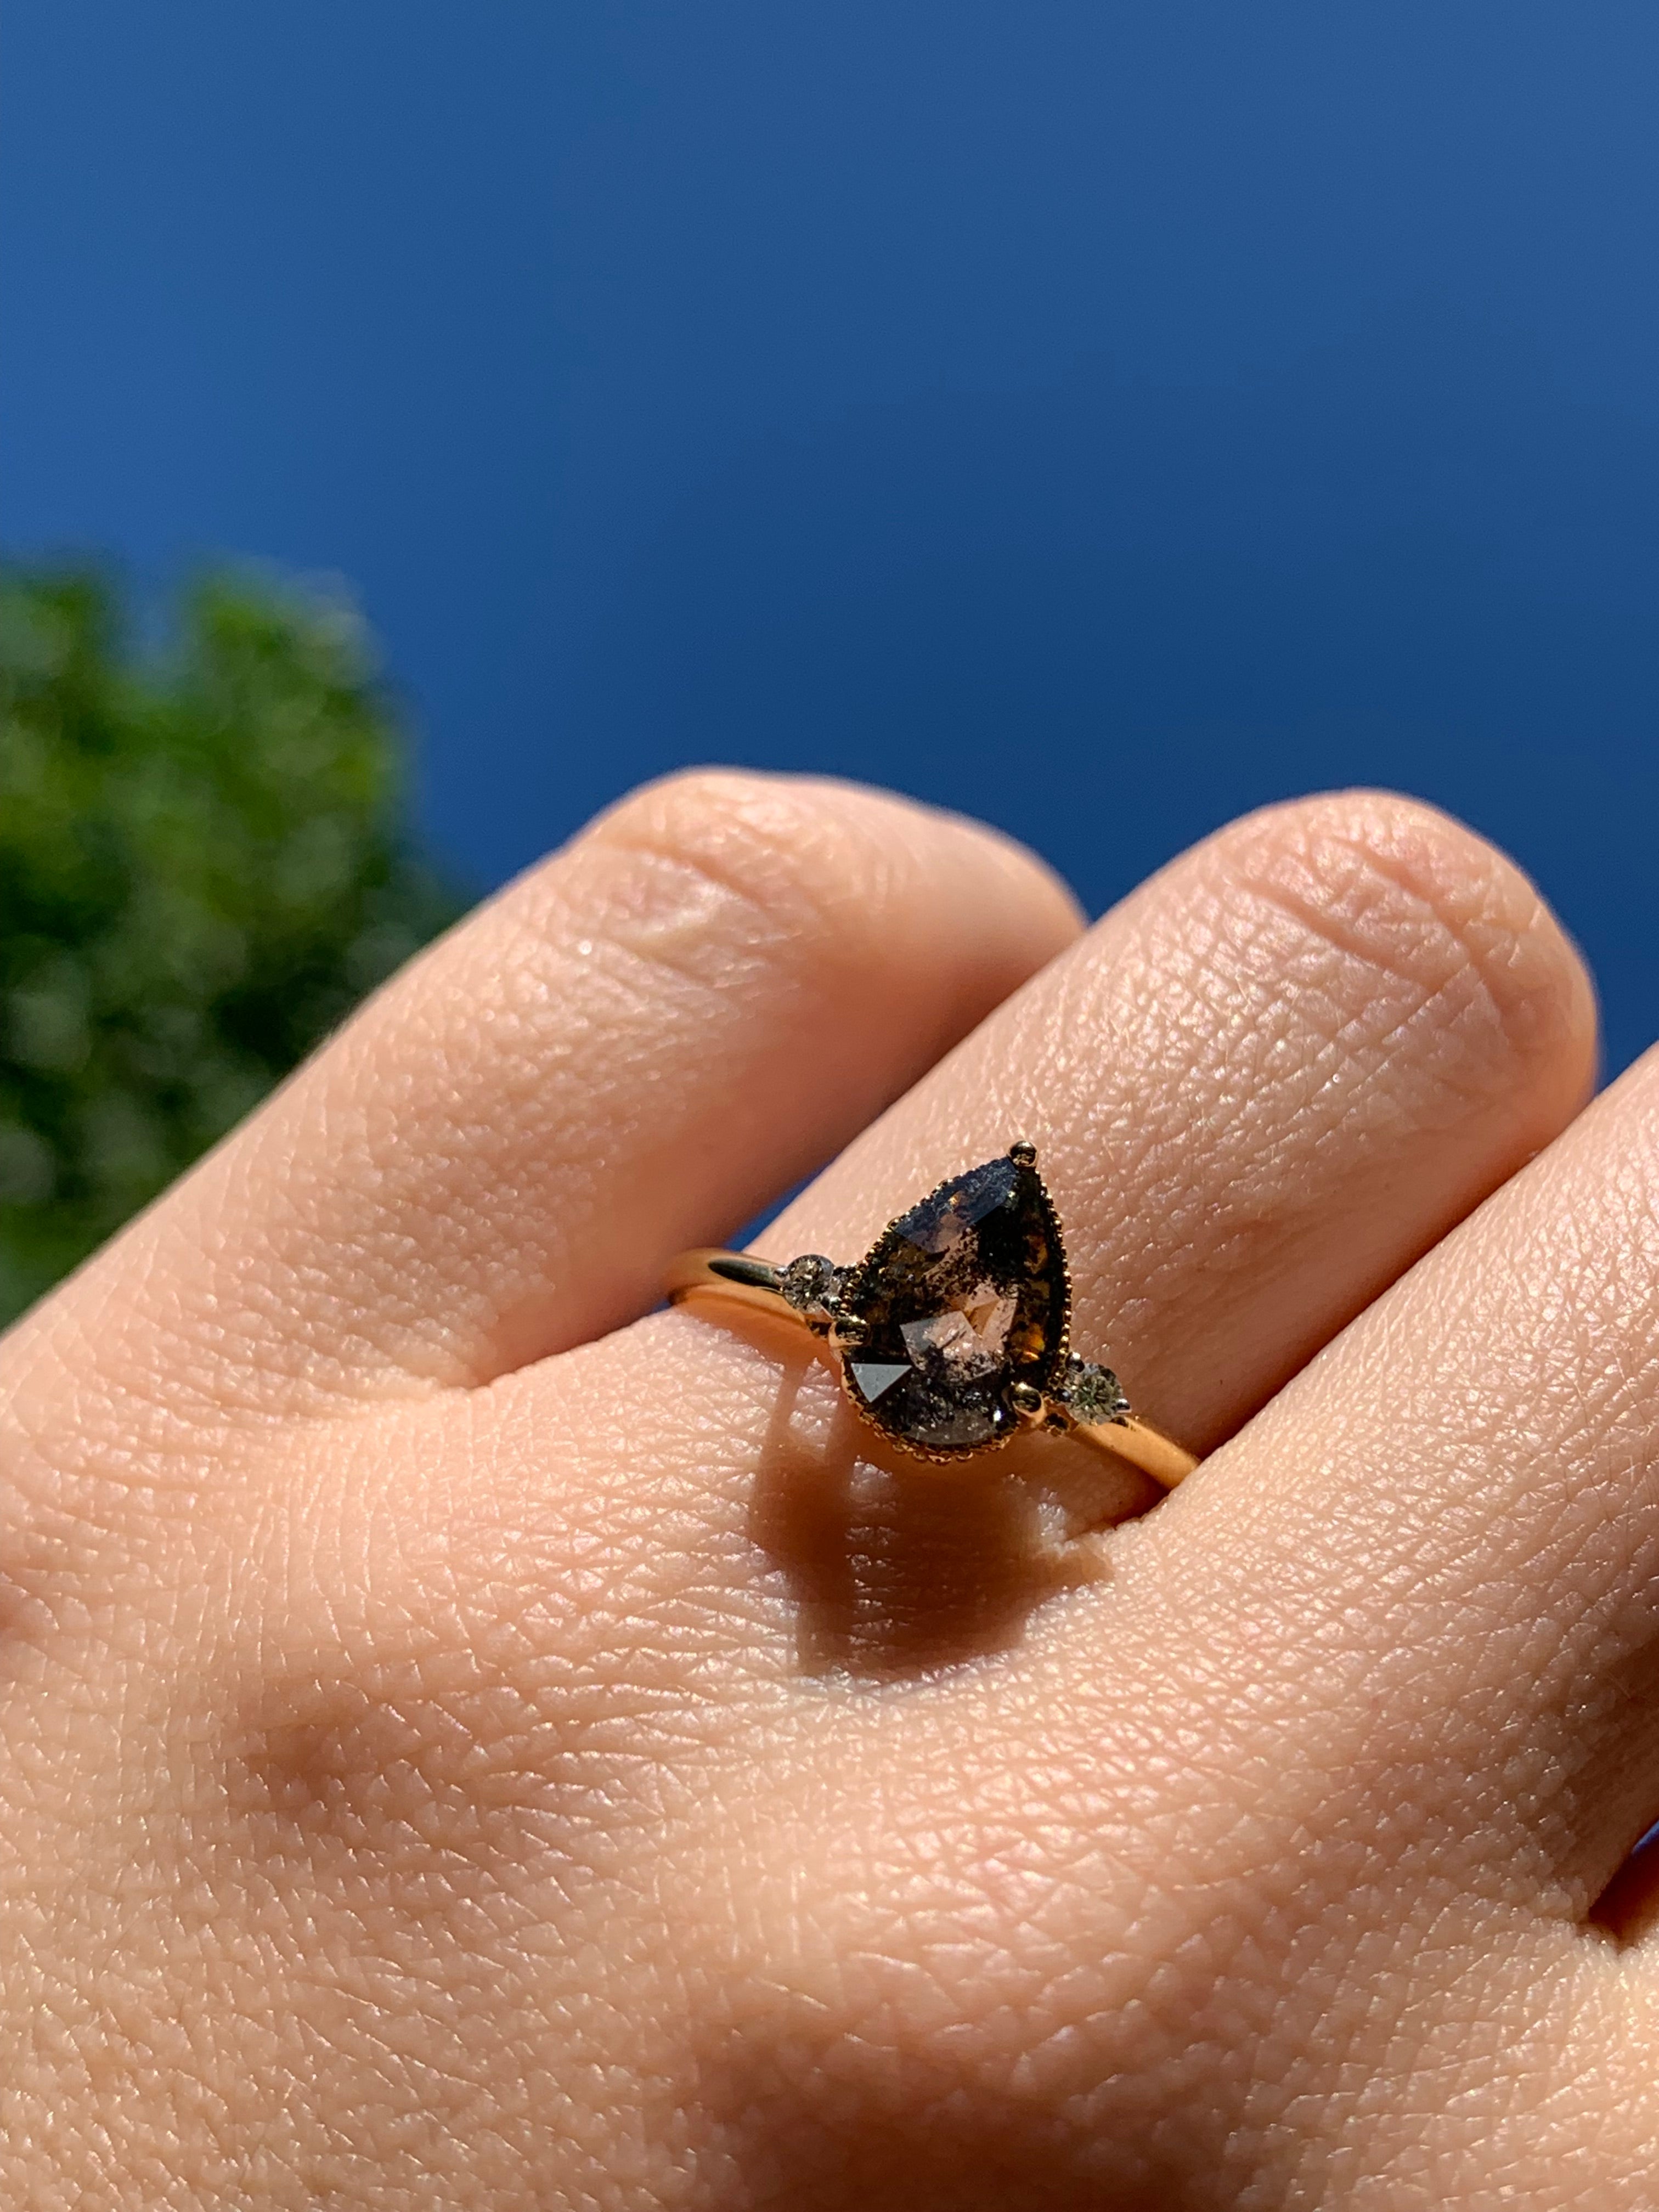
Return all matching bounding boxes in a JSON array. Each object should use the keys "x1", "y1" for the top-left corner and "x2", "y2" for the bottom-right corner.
[{"x1": 0, "y1": 566, "x2": 466, "y2": 1324}]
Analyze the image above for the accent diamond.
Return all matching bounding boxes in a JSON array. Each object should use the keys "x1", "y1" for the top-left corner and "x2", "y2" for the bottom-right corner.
[
  {"x1": 1058, "y1": 1357, "x2": 1128, "y2": 1426},
  {"x1": 778, "y1": 1253, "x2": 843, "y2": 1317}
]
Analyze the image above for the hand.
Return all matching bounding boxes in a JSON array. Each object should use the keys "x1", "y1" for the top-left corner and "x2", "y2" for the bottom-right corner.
[{"x1": 7, "y1": 769, "x2": 1646, "y2": 2209}]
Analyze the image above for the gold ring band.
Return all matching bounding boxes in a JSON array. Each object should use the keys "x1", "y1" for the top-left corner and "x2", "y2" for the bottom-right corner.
[{"x1": 665, "y1": 1143, "x2": 1199, "y2": 1493}]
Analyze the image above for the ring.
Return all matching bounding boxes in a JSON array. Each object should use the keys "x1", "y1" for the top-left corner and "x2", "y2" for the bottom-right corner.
[{"x1": 665, "y1": 1143, "x2": 1199, "y2": 1491}]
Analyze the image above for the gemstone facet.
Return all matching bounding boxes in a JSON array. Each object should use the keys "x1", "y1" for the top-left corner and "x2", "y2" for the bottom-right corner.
[{"x1": 840, "y1": 1152, "x2": 1069, "y2": 1453}]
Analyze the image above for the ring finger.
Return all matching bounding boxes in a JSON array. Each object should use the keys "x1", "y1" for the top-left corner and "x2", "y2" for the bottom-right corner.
[{"x1": 453, "y1": 788, "x2": 1594, "y2": 1692}]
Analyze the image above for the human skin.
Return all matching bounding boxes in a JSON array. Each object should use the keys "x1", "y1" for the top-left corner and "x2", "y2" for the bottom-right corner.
[{"x1": 8, "y1": 766, "x2": 1659, "y2": 2208}]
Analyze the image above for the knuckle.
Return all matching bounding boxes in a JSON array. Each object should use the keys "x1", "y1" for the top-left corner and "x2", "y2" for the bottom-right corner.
[
  {"x1": 690, "y1": 1795, "x2": 1368, "y2": 2205},
  {"x1": 561, "y1": 769, "x2": 986, "y2": 1002},
  {"x1": 589, "y1": 769, "x2": 898, "y2": 943},
  {"x1": 226, "y1": 1650, "x2": 574, "y2": 1904},
  {"x1": 1206, "y1": 789, "x2": 1594, "y2": 1082}
]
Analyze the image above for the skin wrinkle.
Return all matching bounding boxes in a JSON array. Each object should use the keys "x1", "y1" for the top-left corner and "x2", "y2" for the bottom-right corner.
[
  {"x1": 1219, "y1": 826, "x2": 1571, "y2": 1144},
  {"x1": 1124, "y1": 809, "x2": 1557, "y2": 1291},
  {"x1": 1229, "y1": 842, "x2": 1550, "y2": 1103}
]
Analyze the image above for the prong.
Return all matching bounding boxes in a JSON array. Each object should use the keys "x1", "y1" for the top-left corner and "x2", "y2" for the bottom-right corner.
[
  {"x1": 831, "y1": 1312, "x2": 868, "y2": 1348},
  {"x1": 1008, "y1": 1140, "x2": 1037, "y2": 1167},
  {"x1": 1009, "y1": 1378, "x2": 1045, "y2": 1419}
]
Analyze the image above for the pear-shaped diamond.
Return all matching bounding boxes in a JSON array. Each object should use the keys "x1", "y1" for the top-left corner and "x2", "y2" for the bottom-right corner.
[{"x1": 842, "y1": 1152, "x2": 1069, "y2": 1453}]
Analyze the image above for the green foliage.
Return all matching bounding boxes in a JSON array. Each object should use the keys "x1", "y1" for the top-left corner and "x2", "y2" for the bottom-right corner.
[{"x1": 0, "y1": 566, "x2": 466, "y2": 1324}]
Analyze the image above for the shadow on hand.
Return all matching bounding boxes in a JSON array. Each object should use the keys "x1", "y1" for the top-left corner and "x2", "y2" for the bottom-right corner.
[{"x1": 724, "y1": 1316, "x2": 1160, "y2": 1681}]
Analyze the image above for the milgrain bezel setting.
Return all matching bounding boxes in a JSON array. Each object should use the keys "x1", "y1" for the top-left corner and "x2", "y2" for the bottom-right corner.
[{"x1": 814, "y1": 1142, "x2": 1129, "y2": 1466}]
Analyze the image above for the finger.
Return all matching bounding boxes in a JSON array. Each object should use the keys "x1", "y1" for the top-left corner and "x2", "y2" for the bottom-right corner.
[
  {"x1": 9, "y1": 771, "x2": 1081, "y2": 1415},
  {"x1": 767, "y1": 789, "x2": 1595, "y2": 1457},
  {"x1": 1125, "y1": 1039, "x2": 1659, "y2": 1917}
]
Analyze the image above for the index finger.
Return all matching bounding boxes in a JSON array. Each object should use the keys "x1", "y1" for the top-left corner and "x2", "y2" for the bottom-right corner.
[{"x1": 5, "y1": 771, "x2": 1081, "y2": 1422}]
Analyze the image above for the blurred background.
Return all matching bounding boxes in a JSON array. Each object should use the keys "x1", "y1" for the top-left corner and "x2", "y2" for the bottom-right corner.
[{"x1": 5, "y1": 1, "x2": 1659, "y2": 1312}]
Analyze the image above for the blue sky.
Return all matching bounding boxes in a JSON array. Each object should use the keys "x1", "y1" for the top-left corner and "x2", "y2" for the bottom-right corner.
[{"x1": 8, "y1": 3, "x2": 1659, "y2": 1067}]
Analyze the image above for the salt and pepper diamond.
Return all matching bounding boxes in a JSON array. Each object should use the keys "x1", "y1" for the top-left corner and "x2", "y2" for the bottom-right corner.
[
  {"x1": 769, "y1": 1146, "x2": 1132, "y2": 1460},
  {"x1": 838, "y1": 1148, "x2": 1069, "y2": 1454}
]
